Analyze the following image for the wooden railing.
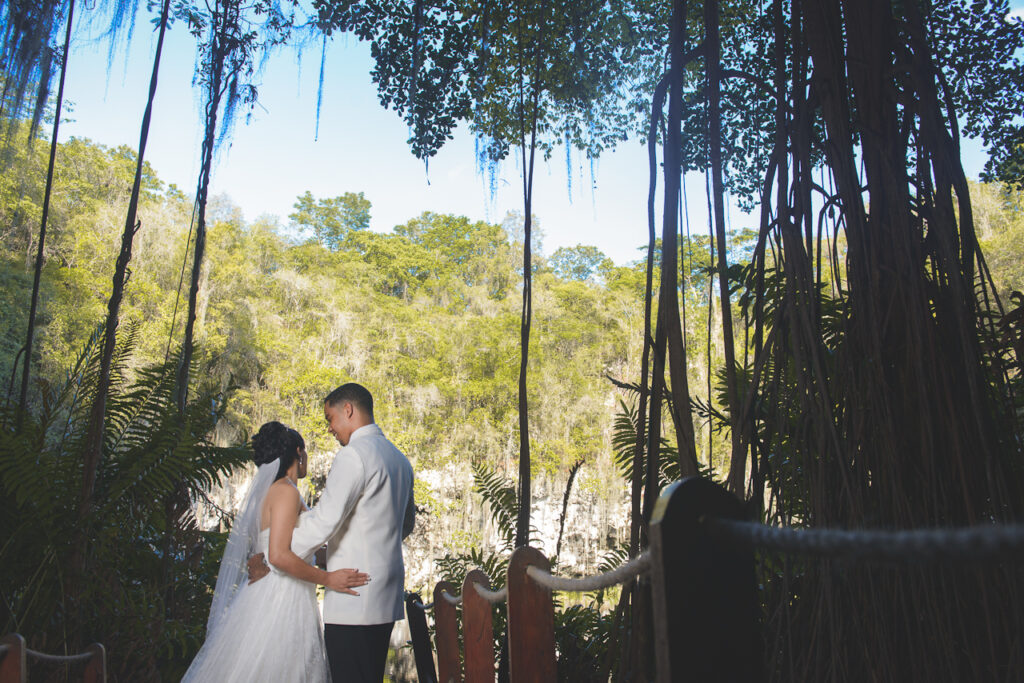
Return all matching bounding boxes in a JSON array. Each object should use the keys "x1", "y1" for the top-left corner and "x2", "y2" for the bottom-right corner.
[
  {"x1": 406, "y1": 477, "x2": 762, "y2": 682},
  {"x1": 406, "y1": 475, "x2": 1024, "y2": 682},
  {"x1": 7, "y1": 478, "x2": 1015, "y2": 682},
  {"x1": 0, "y1": 634, "x2": 106, "y2": 683}
]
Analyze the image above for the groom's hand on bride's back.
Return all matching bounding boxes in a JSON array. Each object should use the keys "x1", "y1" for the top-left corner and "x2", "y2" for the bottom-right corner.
[{"x1": 247, "y1": 553, "x2": 270, "y2": 584}]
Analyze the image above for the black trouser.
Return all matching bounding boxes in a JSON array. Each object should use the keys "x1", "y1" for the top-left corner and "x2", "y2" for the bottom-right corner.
[{"x1": 324, "y1": 622, "x2": 394, "y2": 683}]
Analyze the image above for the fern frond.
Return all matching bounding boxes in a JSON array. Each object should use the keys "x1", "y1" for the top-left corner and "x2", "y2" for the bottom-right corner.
[
  {"x1": 611, "y1": 397, "x2": 689, "y2": 488},
  {"x1": 471, "y1": 462, "x2": 517, "y2": 548}
]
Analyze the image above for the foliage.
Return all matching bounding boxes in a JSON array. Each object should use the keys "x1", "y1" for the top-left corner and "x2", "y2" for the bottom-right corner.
[
  {"x1": 472, "y1": 462, "x2": 518, "y2": 549},
  {"x1": 0, "y1": 327, "x2": 249, "y2": 680},
  {"x1": 289, "y1": 189, "x2": 370, "y2": 250},
  {"x1": 930, "y1": 0, "x2": 1024, "y2": 190},
  {"x1": 548, "y1": 244, "x2": 612, "y2": 283},
  {"x1": 611, "y1": 397, "x2": 680, "y2": 490},
  {"x1": 190, "y1": 0, "x2": 296, "y2": 150},
  {"x1": 0, "y1": 130, "x2": 655, "y2": 480},
  {"x1": 0, "y1": 0, "x2": 204, "y2": 140},
  {"x1": 976, "y1": 181, "x2": 1024, "y2": 297},
  {"x1": 311, "y1": 0, "x2": 642, "y2": 162},
  {"x1": 553, "y1": 602, "x2": 618, "y2": 683},
  {"x1": 0, "y1": 0, "x2": 72, "y2": 139}
]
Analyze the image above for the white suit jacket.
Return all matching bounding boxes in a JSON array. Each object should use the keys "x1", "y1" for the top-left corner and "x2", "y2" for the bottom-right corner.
[{"x1": 291, "y1": 423, "x2": 415, "y2": 624}]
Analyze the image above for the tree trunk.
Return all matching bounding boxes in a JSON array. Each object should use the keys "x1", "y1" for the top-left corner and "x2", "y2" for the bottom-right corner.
[
  {"x1": 69, "y1": 2, "x2": 172, "y2": 646},
  {"x1": 750, "y1": 0, "x2": 1024, "y2": 676},
  {"x1": 512, "y1": 0, "x2": 548, "y2": 549},
  {"x1": 514, "y1": 83, "x2": 540, "y2": 550},
  {"x1": 704, "y1": 0, "x2": 744, "y2": 495},
  {"x1": 77, "y1": 0, "x2": 170, "y2": 528},
  {"x1": 17, "y1": 0, "x2": 75, "y2": 427},
  {"x1": 177, "y1": 1, "x2": 230, "y2": 412},
  {"x1": 658, "y1": 0, "x2": 700, "y2": 488},
  {"x1": 631, "y1": 73, "x2": 669, "y2": 558}
]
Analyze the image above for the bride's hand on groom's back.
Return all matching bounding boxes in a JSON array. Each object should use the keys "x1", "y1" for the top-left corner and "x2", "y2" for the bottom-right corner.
[{"x1": 325, "y1": 568, "x2": 369, "y2": 595}]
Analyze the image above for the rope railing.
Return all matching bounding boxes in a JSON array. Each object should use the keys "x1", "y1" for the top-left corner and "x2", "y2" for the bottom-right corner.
[
  {"x1": 472, "y1": 582, "x2": 507, "y2": 603},
  {"x1": 405, "y1": 476, "x2": 1024, "y2": 683},
  {"x1": 409, "y1": 597, "x2": 433, "y2": 610},
  {"x1": 0, "y1": 633, "x2": 106, "y2": 683},
  {"x1": 409, "y1": 550, "x2": 649, "y2": 611},
  {"x1": 25, "y1": 648, "x2": 96, "y2": 664},
  {"x1": 406, "y1": 546, "x2": 652, "y2": 682},
  {"x1": 704, "y1": 516, "x2": 1024, "y2": 562},
  {"x1": 526, "y1": 551, "x2": 650, "y2": 592}
]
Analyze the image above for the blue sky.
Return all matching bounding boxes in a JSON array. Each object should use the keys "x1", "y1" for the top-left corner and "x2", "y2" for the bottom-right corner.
[{"x1": 59, "y1": 4, "x2": 1023, "y2": 266}]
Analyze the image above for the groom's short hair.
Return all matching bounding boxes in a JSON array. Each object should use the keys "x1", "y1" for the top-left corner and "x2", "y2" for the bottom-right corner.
[{"x1": 325, "y1": 382, "x2": 374, "y2": 419}]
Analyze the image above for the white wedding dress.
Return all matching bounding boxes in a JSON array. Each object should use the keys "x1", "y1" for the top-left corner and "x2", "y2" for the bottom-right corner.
[{"x1": 182, "y1": 460, "x2": 330, "y2": 682}]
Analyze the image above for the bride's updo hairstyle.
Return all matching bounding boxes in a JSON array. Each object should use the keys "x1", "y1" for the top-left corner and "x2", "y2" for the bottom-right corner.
[{"x1": 252, "y1": 421, "x2": 305, "y2": 481}]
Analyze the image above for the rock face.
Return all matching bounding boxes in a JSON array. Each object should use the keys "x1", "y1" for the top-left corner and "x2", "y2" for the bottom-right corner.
[
  {"x1": 199, "y1": 450, "x2": 631, "y2": 585},
  {"x1": 196, "y1": 449, "x2": 631, "y2": 681}
]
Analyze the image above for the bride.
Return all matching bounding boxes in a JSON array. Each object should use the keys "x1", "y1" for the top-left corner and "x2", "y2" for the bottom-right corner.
[{"x1": 182, "y1": 422, "x2": 369, "y2": 682}]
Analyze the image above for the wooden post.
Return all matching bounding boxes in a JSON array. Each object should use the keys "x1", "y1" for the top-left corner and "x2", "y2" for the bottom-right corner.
[
  {"x1": 507, "y1": 547, "x2": 556, "y2": 682},
  {"x1": 462, "y1": 570, "x2": 495, "y2": 683},
  {"x1": 0, "y1": 634, "x2": 26, "y2": 683},
  {"x1": 406, "y1": 592, "x2": 439, "y2": 683},
  {"x1": 83, "y1": 643, "x2": 106, "y2": 683},
  {"x1": 434, "y1": 581, "x2": 461, "y2": 683},
  {"x1": 649, "y1": 476, "x2": 762, "y2": 682}
]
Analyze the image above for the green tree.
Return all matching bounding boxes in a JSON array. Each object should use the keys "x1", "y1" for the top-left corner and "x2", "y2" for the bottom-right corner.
[
  {"x1": 313, "y1": 0, "x2": 646, "y2": 548},
  {"x1": 395, "y1": 211, "x2": 512, "y2": 294},
  {"x1": 73, "y1": 0, "x2": 175, "y2": 612},
  {"x1": 549, "y1": 244, "x2": 611, "y2": 282},
  {"x1": 975, "y1": 181, "x2": 1024, "y2": 296},
  {"x1": 177, "y1": 0, "x2": 293, "y2": 412},
  {"x1": 289, "y1": 190, "x2": 371, "y2": 250}
]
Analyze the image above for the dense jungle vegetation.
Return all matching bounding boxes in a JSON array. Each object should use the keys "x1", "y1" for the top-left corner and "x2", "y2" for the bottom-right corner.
[
  {"x1": 0, "y1": 125, "x2": 688, "y2": 471},
  {"x1": 0, "y1": 124, "x2": 741, "y2": 678},
  {"x1": 4, "y1": 0, "x2": 1024, "y2": 680},
  {"x1": 3, "y1": 122, "x2": 1024, "y2": 681}
]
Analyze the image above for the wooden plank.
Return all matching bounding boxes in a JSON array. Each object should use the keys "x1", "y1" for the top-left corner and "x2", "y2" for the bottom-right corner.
[
  {"x1": 406, "y1": 592, "x2": 439, "y2": 683},
  {"x1": 82, "y1": 643, "x2": 106, "y2": 683},
  {"x1": 0, "y1": 634, "x2": 26, "y2": 683},
  {"x1": 507, "y1": 547, "x2": 556, "y2": 682},
  {"x1": 462, "y1": 570, "x2": 495, "y2": 683},
  {"x1": 649, "y1": 476, "x2": 763, "y2": 682},
  {"x1": 434, "y1": 580, "x2": 462, "y2": 683}
]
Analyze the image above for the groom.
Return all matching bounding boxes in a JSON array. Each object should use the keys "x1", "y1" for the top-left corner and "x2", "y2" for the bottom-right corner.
[{"x1": 251, "y1": 382, "x2": 415, "y2": 682}]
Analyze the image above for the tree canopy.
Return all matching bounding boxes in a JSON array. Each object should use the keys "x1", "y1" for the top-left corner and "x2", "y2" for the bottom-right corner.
[{"x1": 290, "y1": 190, "x2": 371, "y2": 249}]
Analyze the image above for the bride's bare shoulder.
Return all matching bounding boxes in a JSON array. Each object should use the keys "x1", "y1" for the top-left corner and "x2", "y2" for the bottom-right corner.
[{"x1": 266, "y1": 479, "x2": 300, "y2": 502}]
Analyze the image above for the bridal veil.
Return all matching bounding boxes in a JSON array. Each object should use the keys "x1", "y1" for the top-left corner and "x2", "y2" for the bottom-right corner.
[{"x1": 205, "y1": 458, "x2": 278, "y2": 640}]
